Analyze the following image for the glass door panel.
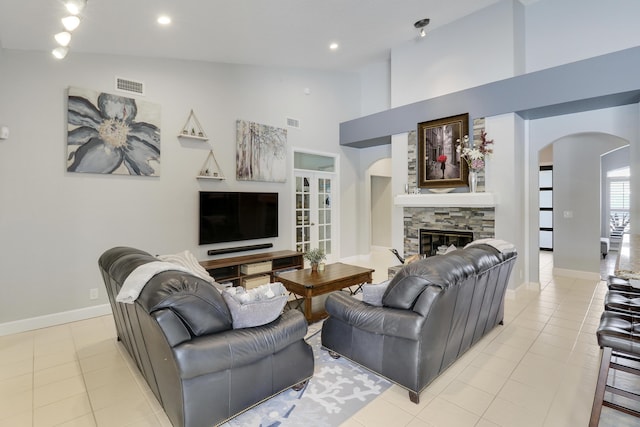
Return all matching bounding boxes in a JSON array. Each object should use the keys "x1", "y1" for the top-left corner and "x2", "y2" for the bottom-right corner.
[
  {"x1": 539, "y1": 165, "x2": 553, "y2": 251},
  {"x1": 295, "y1": 176, "x2": 312, "y2": 253},
  {"x1": 294, "y1": 171, "x2": 335, "y2": 262}
]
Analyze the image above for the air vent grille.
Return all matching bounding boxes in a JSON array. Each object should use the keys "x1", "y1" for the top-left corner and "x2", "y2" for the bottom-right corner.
[
  {"x1": 286, "y1": 117, "x2": 300, "y2": 129},
  {"x1": 115, "y1": 77, "x2": 145, "y2": 95}
]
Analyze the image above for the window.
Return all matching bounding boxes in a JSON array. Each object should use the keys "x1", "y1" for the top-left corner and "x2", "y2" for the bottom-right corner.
[
  {"x1": 539, "y1": 166, "x2": 553, "y2": 251},
  {"x1": 608, "y1": 167, "x2": 630, "y2": 234}
]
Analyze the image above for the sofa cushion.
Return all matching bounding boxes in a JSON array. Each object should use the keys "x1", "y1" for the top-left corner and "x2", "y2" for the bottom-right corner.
[
  {"x1": 362, "y1": 280, "x2": 390, "y2": 306},
  {"x1": 382, "y1": 250, "x2": 480, "y2": 309},
  {"x1": 136, "y1": 271, "x2": 232, "y2": 336},
  {"x1": 222, "y1": 282, "x2": 288, "y2": 329},
  {"x1": 382, "y1": 275, "x2": 432, "y2": 309}
]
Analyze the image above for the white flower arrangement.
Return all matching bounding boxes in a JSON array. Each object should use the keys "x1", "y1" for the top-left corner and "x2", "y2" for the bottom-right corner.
[{"x1": 456, "y1": 131, "x2": 494, "y2": 172}]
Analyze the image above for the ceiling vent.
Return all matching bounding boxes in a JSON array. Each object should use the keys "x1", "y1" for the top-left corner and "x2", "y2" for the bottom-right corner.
[
  {"x1": 115, "y1": 77, "x2": 145, "y2": 96},
  {"x1": 286, "y1": 117, "x2": 300, "y2": 129}
]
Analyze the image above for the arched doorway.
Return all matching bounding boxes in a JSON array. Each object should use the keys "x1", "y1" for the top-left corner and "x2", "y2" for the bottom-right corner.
[
  {"x1": 534, "y1": 133, "x2": 628, "y2": 282},
  {"x1": 367, "y1": 158, "x2": 392, "y2": 250}
]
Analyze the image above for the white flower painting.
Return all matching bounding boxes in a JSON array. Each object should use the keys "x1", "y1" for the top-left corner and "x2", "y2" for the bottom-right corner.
[
  {"x1": 236, "y1": 119, "x2": 287, "y2": 182},
  {"x1": 67, "y1": 87, "x2": 161, "y2": 176}
]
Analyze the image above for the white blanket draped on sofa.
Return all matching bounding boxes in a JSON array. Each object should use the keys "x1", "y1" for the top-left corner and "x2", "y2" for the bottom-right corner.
[{"x1": 116, "y1": 261, "x2": 190, "y2": 303}]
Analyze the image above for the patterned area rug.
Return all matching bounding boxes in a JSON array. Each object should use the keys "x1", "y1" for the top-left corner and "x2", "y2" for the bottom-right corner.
[{"x1": 221, "y1": 326, "x2": 391, "y2": 427}]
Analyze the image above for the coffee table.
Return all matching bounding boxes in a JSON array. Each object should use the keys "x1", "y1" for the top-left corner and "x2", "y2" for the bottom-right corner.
[{"x1": 276, "y1": 262, "x2": 374, "y2": 323}]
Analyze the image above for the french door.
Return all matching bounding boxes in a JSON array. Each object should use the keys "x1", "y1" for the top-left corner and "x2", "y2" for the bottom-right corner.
[{"x1": 294, "y1": 171, "x2": 336, "y2": 263}]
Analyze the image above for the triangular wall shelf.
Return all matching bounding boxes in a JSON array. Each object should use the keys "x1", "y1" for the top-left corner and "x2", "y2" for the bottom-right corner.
[
  {"x1": 197, "y1": 150, "x2": 225, "y2": 180},
  {"x1": 178, "y1": 109, "x2": 208, "y2": 140}
]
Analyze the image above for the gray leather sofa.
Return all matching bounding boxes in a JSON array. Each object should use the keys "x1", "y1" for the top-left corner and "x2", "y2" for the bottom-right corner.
[
  {"x1": 99, "y1": 247, "x2": 314, "y2": 427},
  {"x1": 321, "y1": 243, "x2": 517, "y2": 403}
]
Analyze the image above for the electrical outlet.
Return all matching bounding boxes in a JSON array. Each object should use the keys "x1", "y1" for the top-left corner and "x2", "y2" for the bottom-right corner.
[{"x1": 89, "y1": 288, "x2": 99, "y2": 300}]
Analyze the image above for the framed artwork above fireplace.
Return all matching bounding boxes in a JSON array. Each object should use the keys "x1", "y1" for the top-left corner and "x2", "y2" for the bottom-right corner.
[{"x1": 417, "y1": 113, "x2": 469, "y2": 188}]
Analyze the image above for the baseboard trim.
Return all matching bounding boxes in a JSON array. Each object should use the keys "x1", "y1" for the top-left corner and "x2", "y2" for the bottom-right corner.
[
  {"x1": 505, "y1": 281, "x2": 540, "y2": 300},
  {"x1": 552, "y1": 267, "x2": 601, "y2": 281},
  {"x1": 0, "y1": 304, "x2": 112, "y2": 337}
]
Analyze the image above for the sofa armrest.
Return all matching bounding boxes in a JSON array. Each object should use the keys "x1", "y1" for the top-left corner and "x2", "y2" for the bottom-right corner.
[
  {"x1": 174, "y1": 309, "x2": 308, "y2": 380},
  {"x1": 325, "y1": 292, "x2": 424, "y2": 340}
]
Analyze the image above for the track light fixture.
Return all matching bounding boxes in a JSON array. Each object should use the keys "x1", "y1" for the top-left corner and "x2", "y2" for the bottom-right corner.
[
  {"x1": 53, "y1": 2, "x2": 87, "y2": 58},
  {"x1": 414, "y1": 18, "x2": 430, "y2": 38},
  {"x1": 54, "y1": 31, "x2": 72, "y2": 47},
  {"x1": 52, "y1": 47, "x2": 69, "y2": 59},
  {"x1": 62, "y1": 15, "x2": 81, "y2": 32},
  {"x1": 64, "y1": 0, "x2": 87, "y2": 15}
]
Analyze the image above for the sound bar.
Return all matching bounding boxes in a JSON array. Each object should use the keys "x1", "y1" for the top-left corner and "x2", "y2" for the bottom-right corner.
[{"x1": 207, "y1": 243, "x2": 273, "y2": 256}]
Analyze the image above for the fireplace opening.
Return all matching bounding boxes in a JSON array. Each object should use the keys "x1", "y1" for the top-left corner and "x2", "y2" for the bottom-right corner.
[{"x1": 420, "y1": 229, "x2": 474, "y2": 257}]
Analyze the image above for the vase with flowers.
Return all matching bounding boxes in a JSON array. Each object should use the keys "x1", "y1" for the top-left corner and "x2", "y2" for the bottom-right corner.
[
  {"x1": 437, "y1": 154, "x2": 447, "y2": 179},
  {"x1": 456, "y1": 131, "x2": 494, "y2": 192}
]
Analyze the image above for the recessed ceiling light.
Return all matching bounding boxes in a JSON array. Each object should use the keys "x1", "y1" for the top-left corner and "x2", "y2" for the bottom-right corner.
[
  {"x1": 329, "y1": 42, "x2": 339, "y2": 50},
  {"x1": 157, "y1": 15, "x2": 171, "y2": 25}
]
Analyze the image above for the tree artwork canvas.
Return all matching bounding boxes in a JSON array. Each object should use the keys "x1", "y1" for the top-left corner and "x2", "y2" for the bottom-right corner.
[
  {"x1": 66, "y1": 87, "x2": 161, "y2": 176},
  {"x1": 236, "y1": 120, "x2": 287, "y2": 182}
]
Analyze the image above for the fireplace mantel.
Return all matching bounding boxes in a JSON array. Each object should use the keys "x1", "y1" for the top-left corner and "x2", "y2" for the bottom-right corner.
[{"x1": 394, "y1": 193, "x2": 496, "y2": 207}]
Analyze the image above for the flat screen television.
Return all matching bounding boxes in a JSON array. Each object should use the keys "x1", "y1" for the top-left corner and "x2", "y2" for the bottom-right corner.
[{"x1": 199, "y1": 191, "x2": 279, "y2": 245}]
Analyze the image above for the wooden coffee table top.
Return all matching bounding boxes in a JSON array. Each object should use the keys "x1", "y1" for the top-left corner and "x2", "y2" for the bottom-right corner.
[
  {"x1": 277, "y1": 262, "x2": 375, "y2": 323},
  {"x1": 277, "y1": 262, "x2": 374, "y2": 289}
]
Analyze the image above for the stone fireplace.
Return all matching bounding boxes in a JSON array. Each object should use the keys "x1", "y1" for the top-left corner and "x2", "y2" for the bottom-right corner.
[
  {"x1": 420, "y1": 229, "x2": 474, "y2": 256},
  {"x1": 402, "y1": 205, "x2": 494, "y2": 257},
  {"x1": 398, "y1": 118, "x2": 495, "y2": 258}
]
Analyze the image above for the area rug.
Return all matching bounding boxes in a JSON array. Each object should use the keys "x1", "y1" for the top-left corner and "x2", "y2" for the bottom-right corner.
[{"x1": 221, "y1": 327, "x2": 391, "y2": 427}]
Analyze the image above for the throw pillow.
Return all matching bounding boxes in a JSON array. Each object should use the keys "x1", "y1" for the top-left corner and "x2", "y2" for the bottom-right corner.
[
  {"x1": 362, "y1": 280, "x2": 390, "y2": 306},
  {"x1": 222, "y1": 282, "x2": 288, "y2": 329},
  {"x1": 158, "y1": 250, "x2": 215, "y2": 285},
  {"x1": 382, "y1": 275, "x2": 430, "y2": 309}
]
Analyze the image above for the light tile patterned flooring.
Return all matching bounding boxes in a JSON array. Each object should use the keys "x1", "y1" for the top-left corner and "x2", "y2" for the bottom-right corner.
[{"x1": 0, "y1": 250, "x2": 635, "y2": 426}]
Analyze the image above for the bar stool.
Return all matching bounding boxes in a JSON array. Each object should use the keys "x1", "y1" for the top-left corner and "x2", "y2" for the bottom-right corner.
[
  {"x1": 589, "y1": 311, "x2": 640, "y2": 426},
  {"x1": 604, "y1": 290, "x2": 640, "y2": 315},
  {"x1": 607, "y1": 275, "x2": 640, "y2": 293}
]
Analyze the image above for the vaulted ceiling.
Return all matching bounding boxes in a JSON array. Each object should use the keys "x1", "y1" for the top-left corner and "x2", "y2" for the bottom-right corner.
[{"x1": 0, "y1": 0, "x2": 536, "y2": 71}]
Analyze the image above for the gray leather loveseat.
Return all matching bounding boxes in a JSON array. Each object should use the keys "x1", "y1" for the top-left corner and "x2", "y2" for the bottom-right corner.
[
  {"x1": 321, "y1": 241, "x2": 517, "y2": 403},
  {"x1": 99, "y1": 247, "x2": 314, "y2": 427}
]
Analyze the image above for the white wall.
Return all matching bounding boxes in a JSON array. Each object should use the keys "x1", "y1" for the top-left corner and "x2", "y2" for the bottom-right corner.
[
  {"x1": 371, "y1": 176, "x2": 392, "y2": 247},
  {"x1": 354, "y1": 144, "x2": 392, "y2": 255},
  {"x1": 525, "y1": 0, "x2": 640, "y2": 73},
  {"x1": 0, "y1": 49, "x2": 360, "y2": 325},
  {"x1": 391, "y1": 133, "x2": 409, "y2": 257},
  {"x1": 368, "y1": 158, "x2": 393, "y2": 248},
  {"x1": 376, "y1": 0, "x2": 640, "y2": 288},
  {"x1": 390, "y1": 0, "x2": 524, "y2": 107},
  {"x1": 486, "y1": 113, "x2": 526, "y2": 288},
  {"x1": 553, "y1": 133, "x2": 628, "y2": 274},
  {"x1": 359, "y1": 60, "x2": 390, "y2": 116}
]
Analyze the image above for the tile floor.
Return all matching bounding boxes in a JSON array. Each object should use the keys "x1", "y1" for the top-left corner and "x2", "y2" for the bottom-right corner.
[{"x1": 0, "y1": 250, "x2": 635, "y2": 426}]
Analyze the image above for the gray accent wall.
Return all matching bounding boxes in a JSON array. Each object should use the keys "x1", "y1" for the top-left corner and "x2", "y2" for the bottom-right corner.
[{"x1": 340, "y1": 46, "x2": 640, "y2": 148}]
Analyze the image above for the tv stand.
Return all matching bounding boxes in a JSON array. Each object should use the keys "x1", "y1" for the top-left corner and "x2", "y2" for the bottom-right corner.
[{"x1": 200, "y1": 250, "x2": 303, "y2": 288}]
